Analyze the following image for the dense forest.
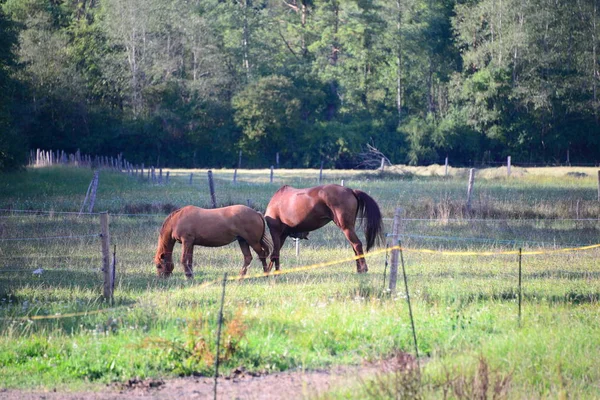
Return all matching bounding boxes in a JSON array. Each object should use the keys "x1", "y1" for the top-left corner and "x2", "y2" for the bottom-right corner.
[{"x1": 0, "y1": 0, "x2": 599, "y2": 171}]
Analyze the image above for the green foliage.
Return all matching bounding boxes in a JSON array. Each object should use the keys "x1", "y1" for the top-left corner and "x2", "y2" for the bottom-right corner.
[
  {"x1": 1, "y1": 0, "x2": 599, "y2": 167},
  {"x1": 0, "y1": 3, "x2": 24, "y2": 171}
]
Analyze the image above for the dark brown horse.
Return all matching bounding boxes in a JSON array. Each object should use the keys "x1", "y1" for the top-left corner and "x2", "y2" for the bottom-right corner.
[
  {"x1": 265, "y1": 184, "x2": 384, "y2": 273},
  {"x1": 154, "y1": 205, "x2": 273, "y2": 279}
]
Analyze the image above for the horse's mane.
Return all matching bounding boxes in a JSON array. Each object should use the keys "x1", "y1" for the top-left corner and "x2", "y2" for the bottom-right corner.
[
  {"x1": 273, "y1": 185, "x2": 291, "y2": 195},
  {"x1": 160, "y1": 207, "x2": 184, "y2": 233}
]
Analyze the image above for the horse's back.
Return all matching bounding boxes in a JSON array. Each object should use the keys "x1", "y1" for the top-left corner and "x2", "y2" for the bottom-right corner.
[
  {"x1": 266, "y1": 184, "x2": 357, "y2": 230},
  {"x1": 169, "y1": 205, "x2": 263, "y2": 246},
  {"x1": 268, "y1": 184, "x2": 355, "y2": 210}
]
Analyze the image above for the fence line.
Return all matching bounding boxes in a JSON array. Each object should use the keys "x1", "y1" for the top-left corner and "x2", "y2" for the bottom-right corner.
[
  {"x1": 2, "y1": 208, "x2": 600, "y2": 223},
  {"x1": 2, "y1": 241, "x2": 599, "y2": 321},
  {"x1": 391, "y1": 233, "x2": 595, "y2": 248},
  {"x1": 0, "y1": 234, "x2": 100, "y2": 242},
  {"x1": 192, "y1": 242, "x2": 600, "y2": 290},
  {"x1": 0, "y1": 209, "x2": 100, "y2": 216}
]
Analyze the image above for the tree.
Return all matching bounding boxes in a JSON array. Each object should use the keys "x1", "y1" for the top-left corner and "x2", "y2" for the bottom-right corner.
[{"x1": 0, "y1": 3, "x2": 23, "y2": 170}]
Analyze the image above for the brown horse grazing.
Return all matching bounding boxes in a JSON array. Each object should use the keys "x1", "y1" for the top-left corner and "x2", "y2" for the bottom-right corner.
[
  {"x1": 265, "y1": 184, "x2": 384, "y2": 273},
  {"x1": 154, "y1": 205, "x2": 273, "y2": 279}
]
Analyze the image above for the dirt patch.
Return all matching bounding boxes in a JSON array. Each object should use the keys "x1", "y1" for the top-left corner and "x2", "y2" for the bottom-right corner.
[{"x1": 0, "y1": 355, "x2": 414, "y2": 400}]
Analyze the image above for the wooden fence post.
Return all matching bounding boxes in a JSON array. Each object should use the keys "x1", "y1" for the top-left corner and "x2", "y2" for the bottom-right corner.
[
  {"x1": 380, "y1": 157, "x2": 385, "y2": 171},
  {"x1": 341, "y1": 179, "x2": 344, "y2": 187},
  {"x1": 518, "y1": 248, "x2": 522, "y2": 327},
  {"x1": 295, "y1": 238, "x2": 300, "y2": 257},
  {"x1": 208, "y1": 170, "x2": 217, "y2": 208},
  {"x1": 507, "y1": 156, "x2": 512, "y2": 177},
  {"x1": 388, "y1": 207, "x2": 403, "y2": 291},
  {"x1": 399, "y1": 239, "x2": 419, "y2": 362},
  {"x1": 79, "y1": 172, "x2": 97, "y2": 215},
  {"x1": 444, "y1": 156, "x2": 449, "y2": 177},
  {"x1": 87, "y1": 171, "x2": 99, "y2": 213},
  {"x1": 165, "y1": 171, "x2": 170, "y2": 184},
  {"x1": 270, "y1": 165, "x2": 274, "y2": 183},
  {"x1": 276, "y1": 152, "x2": 279, "y2": 168},
  {"x1": 597, "y1": 170, "x2": 600, "y2": 202},
  {"x1": 233, "y1": 169, "x2": 237, "y2": 184},
  {"x1": 100, "y1": 212, "x2": 113, "y2": 302},
  {"x1": 189, "y1": 173, "x2": 193, "y2": 185},
  {"x1": 158, "y1": 168, "x2": 163, "y2": 184},
  {"x1": 466, "y1": 168, "x2": 475, "y2": 213},
  {"x1": 319, "y1": 160, "x2": 324, "y2": 183},
  {"x1": 214, "y1": 273, "x2": 228, "y2": 400}
]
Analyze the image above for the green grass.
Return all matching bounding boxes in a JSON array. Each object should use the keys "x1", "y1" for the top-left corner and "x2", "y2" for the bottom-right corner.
[{"x1": 0, "y1": 165, "x2": 599, "y2": 398}]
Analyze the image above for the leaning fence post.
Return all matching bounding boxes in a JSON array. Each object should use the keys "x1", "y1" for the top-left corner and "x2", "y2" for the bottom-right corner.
[
  {"x1": 100, "y1": 212, "x2": 112, "y2": 302},
  {"x1": 382, "y1": 243, "x2": 389, "y2": 290},
  {"x1": 388, "y1": 207, "x2": 403, "y2": 291},
  {"x1": 80, "y1": 172, "x2": 95, "y2": 215},
  {"x1": 207, "y1": 170, "x2": 217, "y2": 208},
  {"x1": 214, "y1": 273, "x2": 228, "y2": 400},
  {"x1": 466, "y1": 168, "x2": 475, "y2": 214},
  {"x1": 399, "y1": 239, "x2": 419, "y2": 363},
  {"x1": 87, "y1": 171, "x2": 99, "y2": 213}
]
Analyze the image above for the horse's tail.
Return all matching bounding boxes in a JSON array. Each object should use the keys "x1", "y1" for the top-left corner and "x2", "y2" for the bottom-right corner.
[
  {"x1": 260, "y1": 215, "x2": 274, "y2": 257},
  {"x1": 353, "y1": 190, "x2": 384, "y2": 252}
]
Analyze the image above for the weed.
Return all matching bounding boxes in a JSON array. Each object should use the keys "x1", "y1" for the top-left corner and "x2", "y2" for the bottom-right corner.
[
  {"x1": 137, "y1": 310, "x2": 247, "y2": 376},
  {"x1": 362, "y1": 352, "x2": 422, "y2": 399},
  {"x1": 440, "y1": 357, "x2": 512, "y2": 400}
]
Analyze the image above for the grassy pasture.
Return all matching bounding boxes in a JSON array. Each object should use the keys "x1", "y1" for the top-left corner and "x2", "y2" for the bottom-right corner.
[{"x1": 0, "y1": 165, "x2": 599, "y2": 398}]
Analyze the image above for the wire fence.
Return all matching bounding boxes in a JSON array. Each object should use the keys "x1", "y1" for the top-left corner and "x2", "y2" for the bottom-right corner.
[{"x1": 0, "y1": 209, "x2": 598, "y2": 324}]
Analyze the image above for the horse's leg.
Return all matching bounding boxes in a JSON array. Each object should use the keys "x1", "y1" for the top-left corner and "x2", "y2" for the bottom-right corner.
[
  {"x1": 248, "y1": 240, "x2": 269, "y2": 273},
  {"x1": 180, "y1": 239, "x2": 194, "y2": 280},
  {"x1": 268, "y1": 233, "x2": 288, "y2": 272},
  {"x1": 341, "y1": 228, "x2": 368, "y2": 273},
  {"x1": 237, "y1": 238, "x2": 253, "y2": 276}
]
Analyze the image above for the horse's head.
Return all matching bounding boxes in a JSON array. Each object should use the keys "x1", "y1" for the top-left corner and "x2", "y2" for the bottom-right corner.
[{"x1": 154, "y1": 252, "x2": 174, "y2": 277}]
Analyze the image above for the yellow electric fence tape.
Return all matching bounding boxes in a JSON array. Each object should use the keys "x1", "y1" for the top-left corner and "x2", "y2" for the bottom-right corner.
[
  {"x1": 6, "y1": 242, "x2": 599, "y2": 321},
  {"x1": 199, "y1": 242, "x2": 600, "y2": 287}
]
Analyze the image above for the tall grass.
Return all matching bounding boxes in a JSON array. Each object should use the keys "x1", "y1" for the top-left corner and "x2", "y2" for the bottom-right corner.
[{"x1": 0, "y1": 166, "x2": 598, "y2": 398}]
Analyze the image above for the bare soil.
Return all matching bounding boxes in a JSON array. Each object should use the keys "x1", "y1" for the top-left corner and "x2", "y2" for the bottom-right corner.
[{"x1": 0, "y1": 356, "x2": 413, "y2": 400}]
